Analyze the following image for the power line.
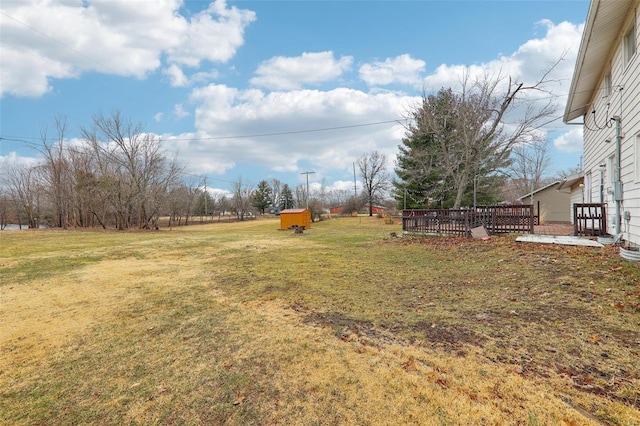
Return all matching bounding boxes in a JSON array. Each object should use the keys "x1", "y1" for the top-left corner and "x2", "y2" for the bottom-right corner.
[
  {"x1": 159, "y1": 120, "x2": 403, "y2": 141},
  {"x1": 0, "y1": 119, "x2": 403, "y2": 144}
]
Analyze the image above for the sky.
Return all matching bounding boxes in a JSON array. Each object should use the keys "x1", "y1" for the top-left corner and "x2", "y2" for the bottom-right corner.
[{"x1": 0, "y1": 0, "x2": 590, "y2": 196}]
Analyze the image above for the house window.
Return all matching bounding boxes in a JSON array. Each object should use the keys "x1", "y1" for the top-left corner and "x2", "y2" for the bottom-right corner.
[
  {"x1": 608, "y1": 154, "x2": 615, "y2": 186},
  {"x1": 603, "y1": 72, "x2": 612, "y2": 97},
  {"x1": 598, "y1": 162, "x2": 607, "y2": 203},
  {"x1": 624, "y1": 21, "x2": 637, "y2": 66},
  {"x1": 636, "y1": 134, "x2": 640, "y2": 182}
]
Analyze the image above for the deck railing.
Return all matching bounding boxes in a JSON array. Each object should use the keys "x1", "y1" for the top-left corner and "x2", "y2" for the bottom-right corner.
[
  {"x1": 573, "y1": 203, "x2": 607, "y2": 236},
  {"x1": 402, "y1": 205, "x2": 535, "y2": 236}
]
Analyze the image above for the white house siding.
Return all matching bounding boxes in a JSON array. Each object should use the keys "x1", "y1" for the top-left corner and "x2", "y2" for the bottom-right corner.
[
  {"x1": 578, "y1": 1, "x2": 640, "y2": 244},
  {"x1": 569, "y1": 185, "x2": 584, "y2": 224}
]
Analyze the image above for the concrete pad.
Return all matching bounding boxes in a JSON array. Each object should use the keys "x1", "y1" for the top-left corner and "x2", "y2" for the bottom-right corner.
[{"x1": 516, "y1": 234, "x2": 604, "y2": 247}]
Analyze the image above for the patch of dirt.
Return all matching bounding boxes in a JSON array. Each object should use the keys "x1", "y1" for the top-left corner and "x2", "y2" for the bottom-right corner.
[
  {"x1": 302, "y1": 311, "x2": 406, "y2": 347},
  {"x1": 302, "y1": 310, "x2": 485, "y2": 356},
  {"x1": 395, "y1": 235, "x2": 472, "y2": 251},
  {"x1": 409, "y1": 321, "x2": 486, "y2": 354}
]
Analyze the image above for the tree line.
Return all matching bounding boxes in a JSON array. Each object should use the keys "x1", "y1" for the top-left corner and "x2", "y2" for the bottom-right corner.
[
  {"x1": 0, "y1": 112, "x2": 391, "y2": 229},
  {"x1": 1, "y1": 113, "x2": 185, "y2": 230}
]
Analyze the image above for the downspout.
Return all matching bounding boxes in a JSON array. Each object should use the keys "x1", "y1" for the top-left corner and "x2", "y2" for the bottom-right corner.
[{"x1": 613, "y1": 116, "x2": 622, "y2": 236}]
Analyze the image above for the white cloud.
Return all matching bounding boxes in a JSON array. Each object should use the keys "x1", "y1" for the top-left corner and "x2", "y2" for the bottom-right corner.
[
  {"x1": 163, "y1": 64, "x2": 219, "y2": 87},
  {"x1": 553, "y1": 127, "x2": 583, "y2": 153},
  {"x1": 0, "y1": 0, "x2": 255, "y2": 97},
  {"x1": 328, "y1": 180, "x2": 357, "y2": 193},
  {"x1": 166, "y1": 0, "x2": 256, "y2": 67},
  {"x1": 161, "y1": 132, "x2": 237, "y2": 175},
  {"x1": 359, "y1": 54, "x2": 425, "y2": 87},
  {"x1": 0, "y1": 151, "x2": 42, "y2": 169},
  {"x1": 164, "y1": 64, "x2": 189, "y2": 87},
  {"x1": 173, "y1": 104, "x2": 190, "y2": 118},
  {"x1": 190, "y1": 70, "x2": 219, "y2": 85},
  {"x1": 422, "y1": 21, "x2": 583, "y2": 106},
  {"x1": 182, "y1": 84, "x2": 413, "y2": 176},
  {"x1": 417, "y1": 20, "x2": 584, "y2": 142},
  {"x1": 154, "y1": 112, "x2": 164, "y2": 122},
  {"x1": 207, "y1": 187, "x2": 232, "y2": 198},
  {"x1": 250, "y1": 51, "x2": 353, "y2": 90}
]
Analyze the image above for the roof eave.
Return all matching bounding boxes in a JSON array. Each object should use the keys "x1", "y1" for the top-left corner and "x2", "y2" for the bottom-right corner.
[
  {"x1": 563, "y1": 0, "x2": 634, "y2": 123},
  {"x1": 557, "y1": 173, "x2": 585, "y2": 191},
  {"x1": 516, "y1": 181, "x2": 561, "y2": 200}
]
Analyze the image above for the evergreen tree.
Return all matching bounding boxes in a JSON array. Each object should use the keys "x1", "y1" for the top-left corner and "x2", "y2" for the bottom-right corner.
[
  {"x1": 393, "y1": 89, "x2": 455, "y2": 209},
  {"x1": 252, "y1": 180, "x2": 272, "y2": 214},
  {"x1": 279, "y1": 184, "x2": 295, "y2": 210}
]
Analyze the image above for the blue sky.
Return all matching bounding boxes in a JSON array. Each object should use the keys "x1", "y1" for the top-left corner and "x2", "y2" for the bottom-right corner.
[{"x1": 1, "y1": 0, "x2": 589, "y2": 195}]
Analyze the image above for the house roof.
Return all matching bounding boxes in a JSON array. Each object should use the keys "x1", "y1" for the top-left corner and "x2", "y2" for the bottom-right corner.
[
  {"x1": 557, "y1": 173, "x2": 585, "y2": 192},
  {"x1": 564, "y1": 0, "x2": 635, "y2": 122},
  {"x1": 516, "y1": 181, "x2": 561, "y2": 201}
]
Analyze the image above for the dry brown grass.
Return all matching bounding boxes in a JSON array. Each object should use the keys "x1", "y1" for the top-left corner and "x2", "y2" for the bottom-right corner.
[{"x1": 1, "y1": 217, "x2": 639, "y2": 425}]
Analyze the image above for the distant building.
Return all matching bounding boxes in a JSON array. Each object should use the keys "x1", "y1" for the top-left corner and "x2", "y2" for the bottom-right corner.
[
  {"x1": 329, "y1": 205, "x2": 386, "y2": 215},
  {"x1": 365, "y1": 205, "x2": 386, "y2": 215},
  {"x1": 516, "y1": 181, "x2": 571, "y2": 223}
]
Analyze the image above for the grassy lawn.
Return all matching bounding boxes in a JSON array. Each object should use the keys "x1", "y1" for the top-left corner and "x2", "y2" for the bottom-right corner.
[{"x1": 1, "y1": 216, "x2": 639, "y2": 425}]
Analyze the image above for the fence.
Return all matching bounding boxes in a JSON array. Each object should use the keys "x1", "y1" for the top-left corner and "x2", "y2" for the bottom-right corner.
[
  {"x1": 402, "y1": 205, "x2": 535, "y2": 236},
  {"x1": 573, "y1": 203, "x2": 607, "y2": 236}
]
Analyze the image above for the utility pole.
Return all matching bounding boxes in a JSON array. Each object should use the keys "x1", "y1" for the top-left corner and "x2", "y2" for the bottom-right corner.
[
  {"x1": 300, "y1": 171, "x2": 315, "y2": 209},
  {"x1": 204, "y1": 176, "x2": 208, "y2": 219},
  {"x1": 353, "y1": 162, "x2": 357, "y2": 199}
]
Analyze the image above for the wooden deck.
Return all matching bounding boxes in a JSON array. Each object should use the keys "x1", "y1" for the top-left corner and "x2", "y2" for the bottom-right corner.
[{"x1": 533, "y1": 223, "x2": 574, "y2": 236}]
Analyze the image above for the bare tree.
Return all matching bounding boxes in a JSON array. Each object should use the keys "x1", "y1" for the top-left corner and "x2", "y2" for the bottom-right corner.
[
  {"x1": 327, "y1": 189, "x2": 350, "y2": 208},
  {"x1": 81, "y1": 111, "x2": 181, "y2": 229},
  {"x1": 305, "y1": 179, "x2": 328, "y2": 222},
  {"x1": 507, "y1": 138, "x2": 552, "y2": 197},
  {"x1": 40, "y1": 116, "x2": 72, "y2": 228},
  {"x1": 4, "y1": 163, "x2": 43, "y2": 229},
  {"x1": 0, "y1": 191, "x2": 10, "y2": 229},
  {"x1": 232, "y1": 177, "x2": 254, "y2": 220},
  {"x1": 294, "y1": 184, "x2": 306, "y2": 210},
  {"x1": 357, "y1": 151, "x2": 389, "y2": 216},
  {"x1": 555, "y1": 166, "x2": 582, "y2": 179},
  {"x1": 216, "y1": 194, "x2": 230, "y2": 220},
  {"x1": 269, "y1": 179, "x2": 282, "y2": 210},
  {"x1": 68, "y1": 146, "x2": 108, "y2": 228}
]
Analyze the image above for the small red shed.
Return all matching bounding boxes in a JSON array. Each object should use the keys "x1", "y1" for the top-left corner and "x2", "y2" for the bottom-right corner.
[
  {"x1": 367, "y1": 205, "x2": 386, "y2": 215},
  {"x1": 280, "y1": 208, "x2": 311, "y2": 230}
]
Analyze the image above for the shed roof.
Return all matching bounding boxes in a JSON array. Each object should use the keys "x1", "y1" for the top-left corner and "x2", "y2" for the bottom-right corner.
[
  {"x1": 563, "y1": 0, "x2": 635, "y2": 122},
  {"x1": 280, "y1": 208, "x2": 308, "y2": 214},
  {"x1": 516, "y1": 181, "x2": 561, "y2": 201},
  {"x1": 557, "y1": 173, "x2": 585, "y2": 192}
]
